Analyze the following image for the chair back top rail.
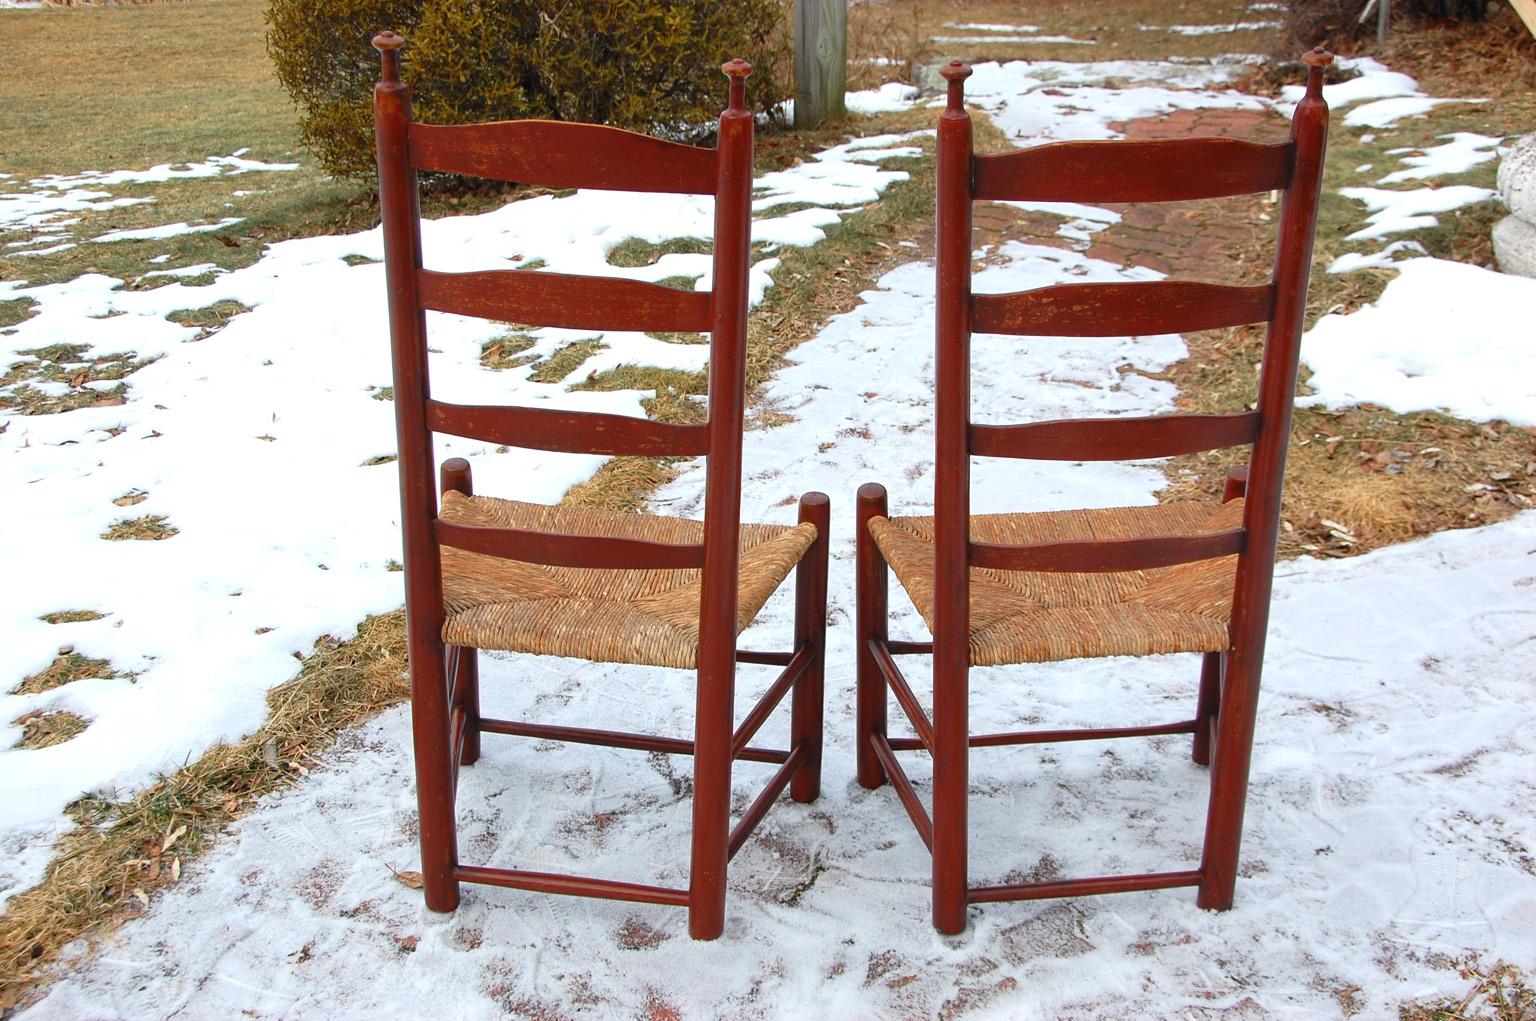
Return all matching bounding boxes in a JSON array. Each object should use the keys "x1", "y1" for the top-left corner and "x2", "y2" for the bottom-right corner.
[
  {"x1": 971, "y1": 280, "x2": 1273, "y2": 337},
  {"x1": 969, "y1": 529, "x2": 1246, "y2": 573},
  {"x1": 426, "y1": 400, "x2": 710, "y2": 457},
  {"x1": 418, "y1": 267, "x2": 713, "y2": 334},
  {"x1": 969, "y1": 411, "x2": 1259, "y2": 461},
  {"x1": 435, "y1": 518, "x2": 707, "y2": 570},
  {"x1": 410, "y1": 120, "x2": 718, "y2": 194},
  {"x1": 973, "y1": 137, "x2": 1294, "y2": 203}
]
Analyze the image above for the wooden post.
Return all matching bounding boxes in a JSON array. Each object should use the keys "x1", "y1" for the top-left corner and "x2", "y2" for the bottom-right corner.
[
  {"x1": 1377, "y1": 0, "x2": 1390, "y2": 44},
  {"x1": 794, "y1": 0, "x2": 847, "y2": 128}
]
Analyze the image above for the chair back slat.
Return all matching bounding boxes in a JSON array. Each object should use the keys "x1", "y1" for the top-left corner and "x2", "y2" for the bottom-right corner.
[
  {"x1": 418, "y1": 268, "x2": 713, "y2": 333},
  {"x1": 971, "y1": 281, "x2": 1273, "y2": 337},
  {"x1": 411, "y1": 120, "x2": 718, "y2": 194},
  {"x1": 973, "y1": 137, "x2": 1294, "y2": 203},
  {"x1": 969, "y1": 529, "x2": 1245, "y2": 573},
  {"x1": 427, "y1": 400, "x2": 710, "y2": 457},
  {"x1": 970, "y1": 411, "x2": 1260, "y2": 461},
  {"x1": 436, "y1": 518, "x2": 706, "y2": 570}
]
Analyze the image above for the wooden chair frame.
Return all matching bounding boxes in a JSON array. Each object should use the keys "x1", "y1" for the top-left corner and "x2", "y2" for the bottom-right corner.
[
  {"x1": 372, "y1": 34, "x2": 829, "y2": 940},
  {"x1": 855, "y1": 52, "x2": 1333, "y2": 933}
]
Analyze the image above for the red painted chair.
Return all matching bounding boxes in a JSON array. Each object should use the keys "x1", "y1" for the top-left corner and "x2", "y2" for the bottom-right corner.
[
  {"x1": 371, "y1": 34, "x2": 829, "y2": 940},
  {"x1": 855, "y1": 51, "x2": 1333, "y2": 933}
]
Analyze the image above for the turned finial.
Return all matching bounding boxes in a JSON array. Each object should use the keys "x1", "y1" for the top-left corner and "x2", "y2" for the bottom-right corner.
[
  {"x1": 721, "y1": 58, "x2": 752, "y2": 112},
  {"x1": 1301, "y1": 46, "x2": 1334, "y2": 100},
  {"x1": 373, "y1": 31, "x2": 405, "y2": 83},
  {"x1": 939, "y1": 60, "x2": 971, "y2": 114}
]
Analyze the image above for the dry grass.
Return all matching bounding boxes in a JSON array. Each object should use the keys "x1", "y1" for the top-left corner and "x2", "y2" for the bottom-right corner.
[
  {"x1": 528, "y1": 339, "x2": 607, "y2": 385},
  {"x1": 37, "y1": 610, "x2": 107, "y2": 625},
  {"x1": 165, "y1": 299, "x2": 252, "y2": 340},
  {"x1": 10, "y1": 652, "x2": 120, "y2": 696},
  {"x1": 11, "y1": 711, "x2": 89, "y2": 751},
  {"x1": 0, "y1": 343, "x2": 155, "y2": 416},
  {"x1": 0, "y1": 612, "x2": 410, "y2": 1013},
  {"x1": 1400, "y1": 960, "x2": 1535, "y2": 1021},
  {"x1": 99, "y1": 515, "x2": 178, "y2": 542}
]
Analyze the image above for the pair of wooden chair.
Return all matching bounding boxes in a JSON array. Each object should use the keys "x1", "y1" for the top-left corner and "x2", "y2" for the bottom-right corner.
[{"x1": 372, "y1": 32, "x2": 1332, "y2": 939}]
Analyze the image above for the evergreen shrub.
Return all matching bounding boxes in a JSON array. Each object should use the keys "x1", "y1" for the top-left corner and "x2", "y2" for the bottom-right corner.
[{"x1": 267, "y1": 0, "x2": 789, "y2": 181}]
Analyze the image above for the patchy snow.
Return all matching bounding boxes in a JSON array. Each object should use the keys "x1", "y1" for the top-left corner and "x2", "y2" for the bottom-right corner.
[
  {"x1": 0, "y1": 152, "x2": 296, "y2": 235},
  {"x1": 843, "y1": 82, "x2": 920, "y2": 115},
  {"x1": 1345, "y1": 95, "x2": 1482, "y2": 129},
  {"x1": 1273, "y1": 56, "x2": 1486, "y2": 129},
  {"x1": 935, "y1": 34, "x2": 1096, "y2": 45},
  {"x1": 0, "y1": 136, "x2": 921, "y2": 908},
  {"x1": 1338, "y1": 184, "x2": 1497, "y2": 240},
  {"x1": 89, "y1": 217, "x2": 244, "y2": 244},
  {"x1": 1301, "y1": 257, "x2": 1536, "y2": 425},
  {"x1": 1326, "y1": 238, "x2": 1426, "y2": 273},
  {"x1": 1003, "y1": 201, "x2": 1122, "y2": 248},
  {"x1": 964, "y1": 59, "x2": 1266, "y2": 146},
  {"x1": 1377, "y1": 132, "x2": 1503, "y2": 184},
  {"x1": 9, "y1": 241, "x2": 77, "y2": 258},
  {"x1": 944, "y1": 22, "x2": 1041, "y2": 33},
  {"x1": 23, "y1": 242, "x2": 1536, "y2": 1019},
  {"x1": 1140, "y1": 21, "x2": 1282, "y2": 34}
]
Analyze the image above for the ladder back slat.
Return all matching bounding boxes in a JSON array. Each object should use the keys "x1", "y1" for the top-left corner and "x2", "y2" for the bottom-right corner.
[
  {"x1": 969, "y1": 528, "x2": 1245, "y2": 573},
  {"x1": 410, "y1": 120, "x2": 717, "y2": 194},
  {"x1": 418, "y1": 268, "x2": 712, "y2": 333},
  {"x1": 435, "y1": 519, "x2": 707, "y2": 570},
  {"x1": 970, "y1": 411, "x2": 1260, "y2": 461},
  {"x1": 972, "y1": 281, "x2": 1273, "y2": 337},
  {"x1": 973, "y1": 138, "x2": 1295, "y2": 202},
  {"x1": 426, "y1": 400, "x2": 710, "y2": 457}
]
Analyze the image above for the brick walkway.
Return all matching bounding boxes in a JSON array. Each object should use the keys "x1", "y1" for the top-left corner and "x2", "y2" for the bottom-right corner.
[{"x1": 971, "y1": 106, "x2": 1291, "y2": 285}]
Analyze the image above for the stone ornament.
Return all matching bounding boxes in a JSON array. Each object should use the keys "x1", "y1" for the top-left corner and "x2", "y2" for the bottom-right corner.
[{"x1": 1494, "y1": 131, "x2": 1536, "y2": 278}]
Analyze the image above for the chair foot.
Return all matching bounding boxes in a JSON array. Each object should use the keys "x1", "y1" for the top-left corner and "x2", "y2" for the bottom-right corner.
[{"x1": 855, "y1": 482, "x2": 890, "y2": 790}]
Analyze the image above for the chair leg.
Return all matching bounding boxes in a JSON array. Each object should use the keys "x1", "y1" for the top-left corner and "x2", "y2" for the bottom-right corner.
[
  {"x1": 855, "y1": 483, "x2": 890, "y2": 790},
  {"x1": 410, "y1": 635, "x2": 460, "y2": 912},
  {"x1": 453, "y1": 646, "x2": 481, "y2": 766},
  {"x1": 688, "y1": 631, "x2": 736, "y2": 939},
  {"x1": 931, "y1": 641, "x2": 970, "y2": 935},
  {"x1": 1197, "y1": 643, "x2": 1264, "y2": 911},
  {"x1": 791, "y1": 493, "x2": 830, "y2": 804},
  {"x1": 1192, "y1": 651, "x2": 1223, "y2": 766}
]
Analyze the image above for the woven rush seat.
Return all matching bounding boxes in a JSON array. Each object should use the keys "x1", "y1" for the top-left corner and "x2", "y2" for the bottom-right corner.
[
  {"x1": 439, "y1": 490, "x2": 819, "y2": 669},
  {"x1": 867, "y1": 499, "x2": 1244, "y2": 667}
]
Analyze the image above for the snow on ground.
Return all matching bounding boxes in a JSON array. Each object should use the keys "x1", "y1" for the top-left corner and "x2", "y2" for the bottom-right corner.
[
  {"x1": 1327, "y1": 238, "x2": 1426, "y2": 274},
  {"x1": 9, "y1": 53, "x2": 1534, "y2": 1017},
  {"x1": 1276, "y1": 56, "x2": 1485, "y2": 128},
  {"x1": 934, "y1": 34, "x2": 1095, "y2": 46},
  {"x1": 1138, "y1": 21, "x2": 1283, "y2": 35},
  {"x1": 88, "y1": 217, "x2": 244, "y2": 244},
  {"x1": 963, "y1": 59, "x2": 1266, "y2": 145},
  {"x1": 0, "y1": 152, "x2": 298, "y2": 234},
  {"x1": 935, "y1": 22, "x2": 1092, "y2": 45},
  {"x1": 1338, "y1": 184, "x2": 1498, "y2": 241},
  {"x1": 0, "y1": 135, "x2": 921, "y2": 907},
  {"x1": 1376, "y1": 132, "x2": 1503, "y2": 185},
  {"x1": 1301, "y1": 258, "x2": 1536, "y2": 425},
  {"x1": 24, "y1": 243, "x2": 1536, "y2": 1020}
]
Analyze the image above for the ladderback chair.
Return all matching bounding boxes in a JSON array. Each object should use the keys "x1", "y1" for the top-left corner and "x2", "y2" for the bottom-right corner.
[
  {"x1": 372, "y1": 34, "x2": 829, "y2": 940},
  {"x1": 855, "y1": 51, "x2": 1332, "y2": 933}
]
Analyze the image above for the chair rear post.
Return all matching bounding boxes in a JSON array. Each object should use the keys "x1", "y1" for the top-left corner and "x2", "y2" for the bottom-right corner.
[
  {"x1": 372, "y1": 31, "x2": 459, "y2": 912},
  {"x1": 1199, "y1": 48, "x2": 1332, "y2": 910},
  {"x1": 688, "y1": 59, "x2": 755, "y2": 941},
  {"x1": 931, "y1": 60, "x2": 975, "y2": 935}
]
